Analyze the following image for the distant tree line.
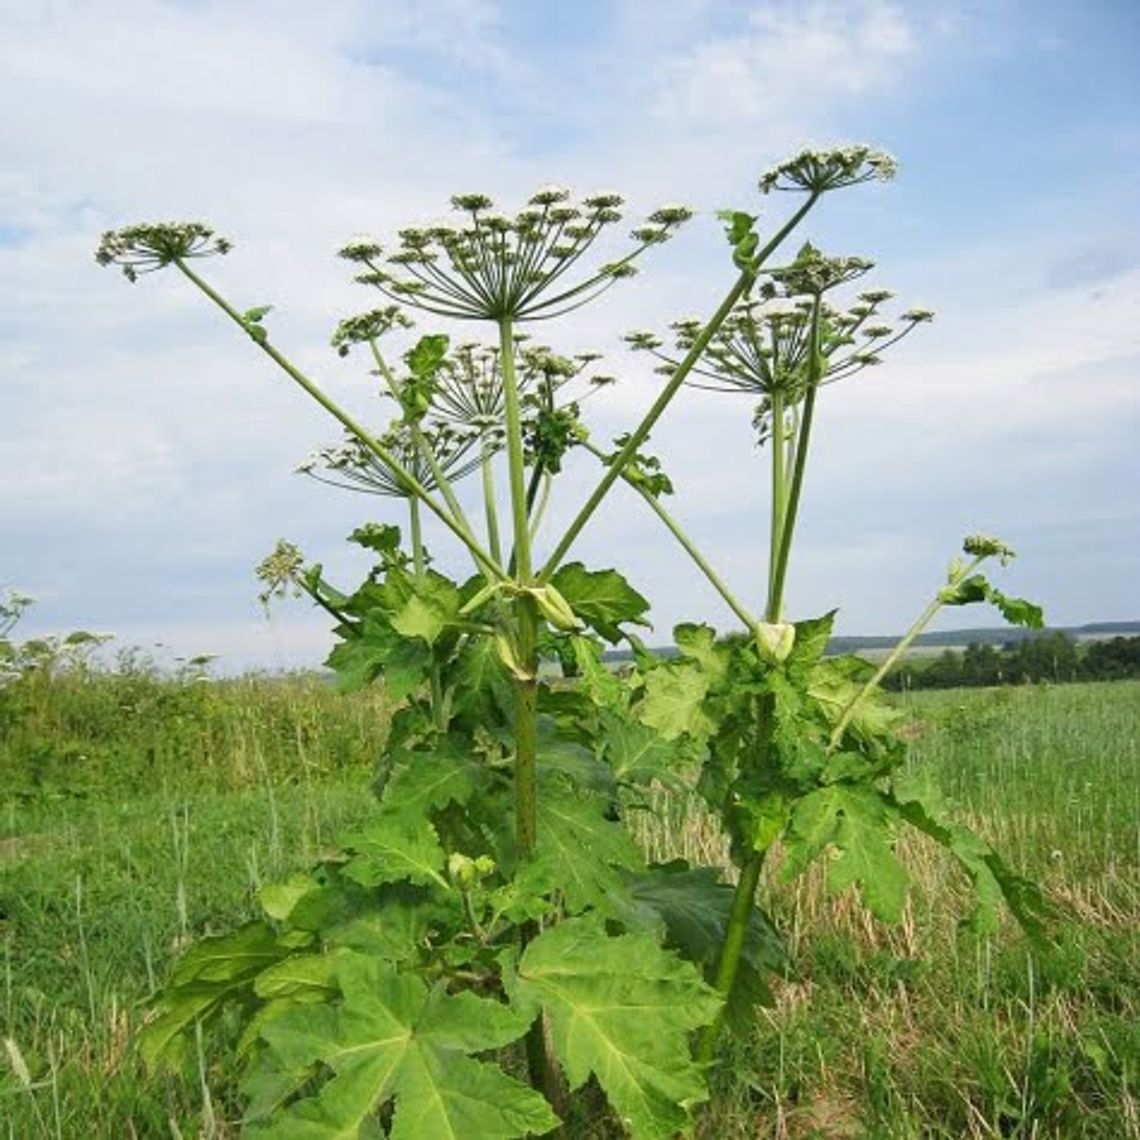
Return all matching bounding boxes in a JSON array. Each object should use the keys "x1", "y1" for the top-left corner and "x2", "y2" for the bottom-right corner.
[{"x1": 881, "y1": 633, "x2": 1140, "y2": 691}]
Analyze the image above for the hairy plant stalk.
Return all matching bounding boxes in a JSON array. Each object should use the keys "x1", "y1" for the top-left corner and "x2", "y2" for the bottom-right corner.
[
  {"x1": 580, "y1": 440, "x2": 758, "y2": 631},
  {"x1": 495, "y1": 315, "x2": 560, "y2": 1106},
  {"x1": 480, "y1": 440, "x2": 503, "y2": 566},
  {"x1": 695, "y1": 849, "x2": 767, "y2": 1064},
  {"x1": 767, "y1": 295, "x2": 824, "y2": 620},
  {"x1": 408, "y1": 497, "x2": 446, "y2": 728},
  {"x1": 828, "y1": 553, "x2": 988, "y2": 748},
  {"x1": 540, "y1": 192, "x2": 821, "y2": 582},
  {"x1": 173, "y1": 259, "x2": 505, "y2": 581},
  {"x1": 369, "y1": 341, "x2": 480, "y2": 549},
  {"x1": 703, "y1": 300, "x2": 825, "y2": 1067}
]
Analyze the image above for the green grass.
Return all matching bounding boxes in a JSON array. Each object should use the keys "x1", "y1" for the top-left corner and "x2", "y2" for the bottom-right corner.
[{"x1": 2, "y1": 678, "x2": 1137, "y2": 1138}]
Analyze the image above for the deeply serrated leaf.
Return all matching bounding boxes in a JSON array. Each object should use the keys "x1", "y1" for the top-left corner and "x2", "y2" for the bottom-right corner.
[
  {"x1": 550, "y1": 563, "x2": 650, "y2": 644},
  {"x1": 635, "y1": 661, "x2": 712, "y2": 742},
  {"x1": 513, "y1": 919, "x2": 720, "y2": 1139},
  {"x1": 890, "y1": 772, "x2": 1052, "y2": 943},
  {"x1": 598, "y1": 709, "x2": 687, "y2": 787},
  {"x1": 379, "y1": 743, "x2": 480, "y2": 816},
  {"x1": 571, "y1": 635, "x2": 625, "y2": 708},
  {"x1": 521, "y1": 779, "x2": 643, "y2": 915},
  {"x1": 785, "y1": 610, "x2": 836, "y2": 683},
  {"x1": 140, "y1": 922, "x2": 287, "y2": 1071},
  {"x1": 342, "y1": 818, "x2": 450, "y2": 890},
  {"x1": 783, "y1": 785, "x2": 909, "y2": 922},
  {"x1": 252, "y1": 955, "x2": 554, "y2": 1140},
  {"x1": 673, "y1": 623, "x2": 727, "y2": 683},
  {"x1": 388, "y1": 570, "x2": 461, "y2": 645}
]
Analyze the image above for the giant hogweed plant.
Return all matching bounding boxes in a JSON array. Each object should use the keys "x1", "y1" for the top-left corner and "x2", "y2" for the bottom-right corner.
[{"x1": 97, "y1": 147, "x2": 1049, "y2": 1138}]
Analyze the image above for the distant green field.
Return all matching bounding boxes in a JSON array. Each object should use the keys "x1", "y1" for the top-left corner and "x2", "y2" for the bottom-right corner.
[{"x1": 2, "y1": 677, "x2": 1137, "y2": 1138}]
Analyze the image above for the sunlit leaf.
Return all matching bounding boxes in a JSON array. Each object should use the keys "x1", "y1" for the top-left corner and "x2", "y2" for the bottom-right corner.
[{"x1": 511, "y1": 919, "x2": 720, "y2": 1139}]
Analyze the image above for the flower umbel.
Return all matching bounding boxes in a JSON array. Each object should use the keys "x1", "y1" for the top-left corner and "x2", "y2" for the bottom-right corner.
[
  {"x1": 337, "y1": 189, "x2": 692, "y2": 322},
  {"x1": 298, "y1": 423, "x2": 481, "y2": 499},
  {"x1": 626, "y1": 256, "x2": 933, "y2": 444},
  {"x1": 331, "y1": 307, "x2": 414, "y2": 357},
  {"x1": 759, "y1": 146, "x2": 897, "y2": 195},
  {"x1": 95, "y1": 223, "x2": 232, "y2": 282}
]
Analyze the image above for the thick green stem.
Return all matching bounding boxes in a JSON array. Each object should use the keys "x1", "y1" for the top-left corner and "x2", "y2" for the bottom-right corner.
[
  {"x1": 409, "y1": 498, "x2": 446, "y2": 728},
  {"x1": 499, "y1": 318, "x2": 533, "y2": 586},
  {"x1": 173, "y1": 260, "x2": 505, "y2": 581},
  {"x1": 480, "y1": 440, "x2": 503, "y2": 567},
  {"x1": 767, "y1": 296, "x2": 824, "y2": 621},
  {"x1": 539, "y1": 193, "x2": 822, "y2": 583},
  {"x1": 695, "y1": 849, "x2": 767, "y2": 1064},
  {"x1": 369, "y1": 341, "x2": 479, "y2": 547},
  {"x1": 497, "y1": 318, "x2": 557, "y2": 1108},
  {"x1": 828, "y1": 554, "x2": 987, "y2": 749},
  {"x1": 767, "y1": 388, "x2": 787, "y2": 618}
]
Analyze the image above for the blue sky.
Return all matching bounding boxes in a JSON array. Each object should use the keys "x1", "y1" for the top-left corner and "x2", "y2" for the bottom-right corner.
[{"x1": 2, "y1": 0, "x2": 1137, "y2": 671}]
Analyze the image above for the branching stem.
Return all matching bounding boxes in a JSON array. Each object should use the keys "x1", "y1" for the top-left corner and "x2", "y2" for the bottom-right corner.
[{"x1": 173, "y1": 259, "x2": 505, "y2": 581}]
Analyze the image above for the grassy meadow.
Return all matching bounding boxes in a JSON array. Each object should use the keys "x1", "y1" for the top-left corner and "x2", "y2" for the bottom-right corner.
[{"x1": 1, "y1": 671, "x2": 1137, "y2": 1138}]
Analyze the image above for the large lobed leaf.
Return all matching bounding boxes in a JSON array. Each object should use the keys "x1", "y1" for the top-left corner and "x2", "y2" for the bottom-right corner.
[
  {"x1": 248, "y1": 954, "x2": 557, "y2": 1139},
  {"x1": 550, "y1": 563, "x2": 650, "y2": 644},
  {"x1": 781, "y1": 784, "x2": 910, "y2": 922},
  {"x1": 511, "y1": 919, "x2": 721, "y2": 1140}
]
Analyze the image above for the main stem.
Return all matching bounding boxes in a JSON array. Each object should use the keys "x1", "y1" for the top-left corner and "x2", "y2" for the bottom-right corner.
[
  {"x1": 499, "y1": 316, "x2": 564, "y2": 1113},
  {"x1": 700, "y1": 298, "x2": 826, "y2": 1067}
]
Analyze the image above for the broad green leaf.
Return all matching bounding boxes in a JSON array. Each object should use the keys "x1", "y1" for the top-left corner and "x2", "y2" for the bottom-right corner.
[
  {"x1": 673, "y1": 623, "x2": 727, "y2": 683},
  {"x1": 140, "y1": 922, "x2": 287, "y2": 1071},
  {"x1": 348, "y1": 523, "x2": 401, "y2": 558},
  {"x1": 519, "y1": 778, "x2": 643, "y2": 915},
  {"x1": 252, "y1": 955, "x2": 555, "y2": 1140},
  {"x1": 550, "y1": 563, "x2": 650, "y2": 644},
  {"x1": 571, "y1": 635, "x2": 625, "y2": 708},
  {"x1": 260, "y1": 872, "x2": 322, "y2": 923},
  {"x1": 171, "y1": 921, "x2": 285, "y2": 987},
  {"x1": 512, "y1": 919, "x2": 720, "y2": 1139},
  {"x1": 826, "y1": 794, "x2": 909, "y2": 922},
  {"x1": 342, "y1": 818, "x2": 450, "y2": 890},
  {"x1": 782, "y1": 785, "x2": 910, "y2": 922},
  {"x1": 449, "y1": 635, "x2": 515, "y2": 729},
  {"x1": 326, "y1": 882, "x2": 457, "y2": 960},
  {"x1": 538, "y1": 730, "x2": 615, "y2": 797},
  {"x1": 388, "y1": 570, "x2": 461, "y2": 646},
  {"x1": 988, "y1": 588, "x2": 1045, "y2": 630},
  {"x1": 635, "y1": 661, "x2": 713, "y2": 742},
  {"x1": 890, "y1": 771, "x2": 1052, "y2": 943},
  {"x1": 378, "y1": 743, "x2": 480, "y2": 816},
  {"x1": 597, "y1": 709, "x2": 687, "y2": 787},
  {"x1": 325, "y1": 614, "x2": 428, "y2": 698},
  {"x1": 785, "y1": 610, "x2": 836, "y2": 683},
  {"x1": 254, "y1": 952, "x2": 344, "y2": 1000}
]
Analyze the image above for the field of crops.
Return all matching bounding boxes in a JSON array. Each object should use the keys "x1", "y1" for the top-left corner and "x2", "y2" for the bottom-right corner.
[{"x1": 2, "y1": 675, "x2": 1137, "y2": 1138}]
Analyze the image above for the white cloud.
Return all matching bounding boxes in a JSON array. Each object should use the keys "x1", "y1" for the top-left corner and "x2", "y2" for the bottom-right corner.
[
  {"x1": 654, "y1": 1, "x2": 916, "y2": 126},
  {"x1": 1, "y1": 0, "x2": 1136, "y2": 663}
]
